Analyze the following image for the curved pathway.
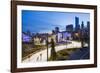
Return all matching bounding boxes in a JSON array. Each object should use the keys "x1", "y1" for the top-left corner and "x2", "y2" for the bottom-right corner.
[{"x1": 23, "y1": 41, "x2": 88, "y2": 62}]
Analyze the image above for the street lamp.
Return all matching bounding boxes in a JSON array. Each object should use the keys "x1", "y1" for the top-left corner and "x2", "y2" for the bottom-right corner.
[{"x1": 46, "y1": 33, "x2": 48, "y2": 61}]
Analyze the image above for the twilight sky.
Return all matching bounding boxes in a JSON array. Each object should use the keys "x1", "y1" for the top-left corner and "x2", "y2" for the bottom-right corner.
[{"x1": 22, "y1": 10, "x2": 90, "y2": 33}]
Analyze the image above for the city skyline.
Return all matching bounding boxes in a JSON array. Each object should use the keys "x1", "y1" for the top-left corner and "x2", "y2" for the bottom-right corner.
[{"x1": 22, "y1": 10, "x2": 90, "y2": 33}]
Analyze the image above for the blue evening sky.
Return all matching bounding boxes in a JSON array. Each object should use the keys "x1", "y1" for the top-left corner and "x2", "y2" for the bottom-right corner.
[{"x1": 22, "y1": 10, "x2": 90, "y2": 33}]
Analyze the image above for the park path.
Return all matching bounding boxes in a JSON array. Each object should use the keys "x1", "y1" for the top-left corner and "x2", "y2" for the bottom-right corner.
[{"x1": 23, "y1": 41, "x2": 88, "y2": 62}]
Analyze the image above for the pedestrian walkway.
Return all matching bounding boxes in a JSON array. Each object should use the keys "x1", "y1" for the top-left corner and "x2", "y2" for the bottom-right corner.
[{"x1": 22, "y1": 41, "x2": 88, "y2": 62}]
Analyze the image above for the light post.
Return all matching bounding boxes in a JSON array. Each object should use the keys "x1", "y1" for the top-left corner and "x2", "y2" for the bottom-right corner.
[
  {"x1": 81, "y1": 22, "x2": 84, "y2": 48},
  {"x1": 66, "y1": 37, "x2": 67, "y2": 48},
  {"x1": 46, "y1": 33, "x2": 48, "y2": 61}
]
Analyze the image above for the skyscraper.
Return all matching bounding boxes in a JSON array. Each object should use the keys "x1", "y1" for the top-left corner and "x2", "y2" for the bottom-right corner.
[
  {"x1": 81, "y1": 21, "x2": 84, "y2": 29},
  {"x1": 66, "y1": 24, "x2": 73, "y2": 32},
  {"x1": 75, "y1": 17, "x2": 80, "y2": 32},
  {"x1": 87, "y1": 21, "x2": 90, "y2": 31}
]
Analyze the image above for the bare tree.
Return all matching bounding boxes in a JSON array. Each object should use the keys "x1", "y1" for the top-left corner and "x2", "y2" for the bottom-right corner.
[{"x1": 50, "y1": 39, "x2": 57, "y2": 60}]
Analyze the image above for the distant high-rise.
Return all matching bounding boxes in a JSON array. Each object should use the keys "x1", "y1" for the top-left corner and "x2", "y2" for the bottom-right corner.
[
  {"x1": 87, "y1": 21, "x2": 90, "y2": 31},
  {"x1": 75, "y1": 17, "x2": 80, "y2": 32},
  {"x1": 66, "y1": 24, "x2": 73, "y2": 32},
  {"x1": 81, "y1": 21, "x2": 84, "y2": 29}
]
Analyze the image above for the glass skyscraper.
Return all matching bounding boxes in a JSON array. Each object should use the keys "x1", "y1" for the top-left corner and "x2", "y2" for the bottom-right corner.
[{"x1": 75, "y1": 17, "x2": 80, "y2": 32}]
